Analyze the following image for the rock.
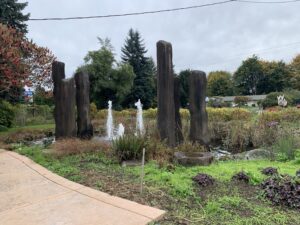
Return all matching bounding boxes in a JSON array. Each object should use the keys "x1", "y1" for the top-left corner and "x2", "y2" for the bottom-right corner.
[
  {"x1": 234, "y1": 149, "x2": 272, "y2": 160},
  {"x1": 245, "y1": 149, "x2": 272, "y2": 160},
  {"x1": 121, "y1": 160, "x2": 141, "y2": 167},
  {"x1": 156, "y1": 40, "x2": 176, "y2": 147},
  {"x1": 211, "y1": 147, "x2": 233, "y2": 161},
  {"x1": 188, "y1": 70, "x2": 210, "y2": 146},
  {"x1": 174, "y1": 151, "x2": 213, "y2": 166}
]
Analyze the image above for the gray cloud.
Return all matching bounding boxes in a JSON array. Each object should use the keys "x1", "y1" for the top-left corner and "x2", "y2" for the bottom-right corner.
[{"x1": 23, "y1": 0, "x2": 300, "y2": 76}]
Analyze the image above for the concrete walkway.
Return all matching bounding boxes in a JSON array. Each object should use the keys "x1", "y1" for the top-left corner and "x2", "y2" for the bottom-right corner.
[{"x1": 0, "y1": 150, "x2": 165, "y2": 225}]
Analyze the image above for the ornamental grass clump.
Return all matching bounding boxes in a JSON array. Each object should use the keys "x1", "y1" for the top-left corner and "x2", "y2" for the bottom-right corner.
[{"x1": 112, "y1": 135, "x2": 145, "y2": 161}]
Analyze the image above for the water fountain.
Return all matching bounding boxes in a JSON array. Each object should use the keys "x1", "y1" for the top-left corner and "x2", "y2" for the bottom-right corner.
[
  {"x1": 277, "y1": 95, "x2": 287, "y2": 107},
  {"x1": 106, "y1": 100, "x2": 114, "y2": 140},
  {"x1": 106, "y1": 100, "x2": 125, "y2": 140},
  {"x1": 116, "y1": 123, "x2": 125, "y2": 138},
  {"x1": 135, "y1": 99, "x2": 145, "y2": 136}
]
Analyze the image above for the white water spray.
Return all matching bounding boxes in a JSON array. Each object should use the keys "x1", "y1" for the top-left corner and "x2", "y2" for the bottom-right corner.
[
  {"x1": 135, "y1": 99, "x2": 145, "y2": 136},
  {"x1": 106, "y1": 100, "x2": 114, "y2": 140},
  {"x1": 117, "y1": 123, "x2": 125, "y2": 138}
]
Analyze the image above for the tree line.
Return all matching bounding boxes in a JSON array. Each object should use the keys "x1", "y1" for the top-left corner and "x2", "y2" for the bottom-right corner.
[
  {"x1": 206, "y1": 55, "x2": 300, "y2": 97},
  {"x1": 1, "y1": 0, "x2": 300, "y2": 110}
]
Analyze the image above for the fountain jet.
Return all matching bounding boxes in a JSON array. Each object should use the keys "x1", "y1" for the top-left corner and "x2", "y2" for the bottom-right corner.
[{"x1": 135, "y1": 99, "x2": 145, "y2": 136}]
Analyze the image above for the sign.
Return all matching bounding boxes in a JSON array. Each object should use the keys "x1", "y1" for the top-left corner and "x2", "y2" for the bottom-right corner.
[{"x1": 24, "y1": 90, "x2": 33, "y2": 97}]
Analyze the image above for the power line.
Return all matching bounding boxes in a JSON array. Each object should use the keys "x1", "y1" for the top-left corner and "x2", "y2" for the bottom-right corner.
[
  {"x1": 29, "y1": 0, "x2": 236, "y2": 21},
  {"x1": 237, "y1": 0, "x2": 300, "y2": 3},
  {"x1": 28, "y1": 0, "x2": 300, "y2": 21}
]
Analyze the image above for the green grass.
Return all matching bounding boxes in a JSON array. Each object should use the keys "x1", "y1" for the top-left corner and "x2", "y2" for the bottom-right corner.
[{"x1": 129, "y1": 160, "x2": 299, "y2": 198}]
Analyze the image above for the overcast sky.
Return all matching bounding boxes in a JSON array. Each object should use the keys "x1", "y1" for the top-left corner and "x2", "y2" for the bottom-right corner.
[{"x1": 22, "y1": 0, "x2": 300, "y2": 76}]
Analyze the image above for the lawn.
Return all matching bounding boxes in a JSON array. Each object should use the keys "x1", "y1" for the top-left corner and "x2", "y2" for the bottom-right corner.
[{"x1": 14, "y1": 145, "x2": 300, "y2": 225}]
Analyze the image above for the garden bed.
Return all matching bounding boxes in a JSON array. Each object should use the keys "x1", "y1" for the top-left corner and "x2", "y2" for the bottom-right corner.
[{"x1": 13, "y1": 146, "x2": 300, "y2": 225}]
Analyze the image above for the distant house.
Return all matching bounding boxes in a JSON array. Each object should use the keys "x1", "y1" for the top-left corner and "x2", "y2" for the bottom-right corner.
[{"x1": 222, "y1": 95, "x2": 267, "y2": 107}]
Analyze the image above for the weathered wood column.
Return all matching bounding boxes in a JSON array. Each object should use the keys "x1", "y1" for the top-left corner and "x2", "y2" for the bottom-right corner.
[
  {"x1": 75, "y1": 72, "x2": 93, "y2": 138},
  {"x1": 52, "y1": 61, "x2": 76, "y2": 139},
  {"x1": 174, "y1": 76, "x2": 183, "y2": 144},
  {"x1": 156, "y1": 40, "x2": 176, "y2": 147},
  {"x1": 188, "y1": 70, "x2": 210, "y2": 146}
]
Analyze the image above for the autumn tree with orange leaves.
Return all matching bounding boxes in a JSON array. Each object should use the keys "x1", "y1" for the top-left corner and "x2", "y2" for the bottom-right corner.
[{"x1": 0, "y1": 23, "x2": 55, "y2": 101}]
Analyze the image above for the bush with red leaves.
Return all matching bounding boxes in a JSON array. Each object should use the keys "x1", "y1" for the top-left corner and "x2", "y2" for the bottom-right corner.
[
  {"x1": 261, "y1": 175, "x2": 300, "y2": 209},
  {"x1": 232, "y1": 172, "x2": 250, "y2": 183},
  {"x1": 192, "y1": 173, "x2": 215, "y2": 187},
  {"x1": 261, "y1": 167, "x2": 278, "y2": 176}
]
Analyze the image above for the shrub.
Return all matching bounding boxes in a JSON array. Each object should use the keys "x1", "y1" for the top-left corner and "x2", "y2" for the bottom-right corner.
[
  {"x1": 207, "y1": 108, "x2": 251, "y2": 122},
  {"x1": 0, "y1": 100, "x2": 15, "y2": 128},
  {"x1": 232, "y1": 172, "x2": 250, "y2": 183},
  {"x1": 143, "y1": 108, "x2": 157, "y2": 119},
  {"x1": 234, "y1": 96, "x2": 249, "y2": 106},
  {"x1": 0, "y1": 128, "x2": 53, "y2": 144},
  {"x1": 0, "y1": 125, "x2": 8, "y2": 132},
  {"x1": 143, "y1": 107, "x2": 252, "y2": 122},
  {"x1": 174, "y1": 141, "x2": 206, "y2": 153},
  {"x1": 261, "y1": 174, "x2": 300, "y2": 209},
  {"x1": 272, "y1": 134, "x2": 298, "y2": 161},
  {"x1": 261, "y1": 167, "x2": 278, "y2": 176},
  {"x1": 193, "y1": 173, "x2": 215, "y2": 187},
  {"x1": 90, "y1": 102, "x2": 98, "y2": 119},
  {"x1": 144, "y1": 137, "x2": 172, "y2": 163},
  {"x1": 13, "y1": 104, "x2": 54, "y2": 126},
  {"x1": 260, "y1": 92, "x2": 280, "y2": 108},
  {"x1": 51, "y1": 138, "x2": 109, "y2": 157},
  {"x1": 222, "y1": 121, "x2": 252, "y2": 153},
  {"x1": 260, "y1": 90, "x2": 300, "y2": 109},
  {"x1": 112, "y1": 135, "x2": 146, "y2": 161},
  {"x1": 251, "y1": 123, "x2": 280, "y2": 148},
  {"x1": 259, "y1": 108, "x2": 300, "y2": 124}
]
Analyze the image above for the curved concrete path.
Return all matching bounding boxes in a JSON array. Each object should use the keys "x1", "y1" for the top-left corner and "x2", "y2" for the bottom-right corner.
[{"x1": 0, "y1": 150, "x2": 165, "y2": 225}]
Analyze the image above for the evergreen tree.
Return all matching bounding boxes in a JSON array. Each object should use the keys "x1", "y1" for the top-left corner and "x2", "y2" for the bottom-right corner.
[
  {"x1": 78, "y1": 38, "x2": 135, "y2": 109},
  {"x1": 121, "y1": 28, "x2": 156, "y2": 109},
  {"x1": 178, "y1": 69, "x2": 192, "y2": 108},
  {"x1": 0, "y1": 0, "x2": 30, "y2": 33}
]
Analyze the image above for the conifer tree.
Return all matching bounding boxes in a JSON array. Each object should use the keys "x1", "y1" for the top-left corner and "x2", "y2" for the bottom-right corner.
[
  {"x1": 0, "y1": 0, "x2": 30, "y2": 33},
  {"x1": 121, "y1": 29, "x2": 156, "y2": 109}
]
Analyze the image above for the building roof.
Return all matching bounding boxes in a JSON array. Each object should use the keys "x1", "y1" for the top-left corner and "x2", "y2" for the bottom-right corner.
[{"x1": 222, "y1": 95, "x2": 267, "y2": 102}]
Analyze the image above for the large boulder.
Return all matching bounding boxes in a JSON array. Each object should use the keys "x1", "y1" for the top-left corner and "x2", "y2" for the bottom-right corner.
[{"x1": 234, "y1": 149, "x2": 272, "y2": 160}]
